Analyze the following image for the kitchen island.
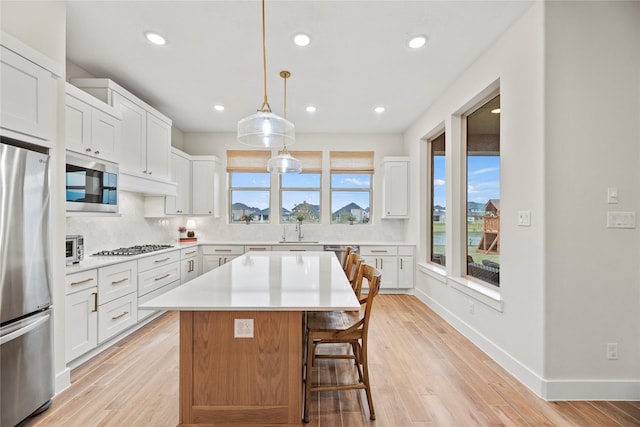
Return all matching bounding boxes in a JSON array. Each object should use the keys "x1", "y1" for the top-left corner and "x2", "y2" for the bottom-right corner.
[{"x1": 141, "y1": 251, "x2": 359, "y2": 427}]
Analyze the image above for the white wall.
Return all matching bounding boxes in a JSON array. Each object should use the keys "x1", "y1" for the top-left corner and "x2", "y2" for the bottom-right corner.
[
  {"x1": 183, "y1": 132, "x2": 407, "y2": 243},
  {"x1": 543, "y1": 1, "x2": 640, "y2": 398},
  {"x1": 1, "y1": 1, "x2": 70, "y2": 392},
  {"x1": 405, "y1": 0, "x2": 640, "y2": 400}
]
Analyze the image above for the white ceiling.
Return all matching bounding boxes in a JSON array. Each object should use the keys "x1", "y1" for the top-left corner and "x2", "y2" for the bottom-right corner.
[{"x1": 66, "y1": 1, "x2": 533, "y2": 135}]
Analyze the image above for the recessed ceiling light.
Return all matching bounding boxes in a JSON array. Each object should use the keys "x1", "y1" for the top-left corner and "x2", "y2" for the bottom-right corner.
[
  {"x1": 145, "y1": 32, "x2": 167, "y2": 46},
  {"x1": 305, "y1": 105, "x2": 317, "y2": 113},
  {"x1": 213, "y1": 104, "x2": 225, "y2": 112},
  {"x1": 408, "y1": 35, "x2": 427, "y2": 49},
  {"x1": 374, "y1": 106, "x2": 385, "y2": 114},
  {"x1": 293, "y1": 33, "x2": 311, "y2": 47},
  {"x1": 491, "y1": 108, "x2": 501, "y2": 114}
]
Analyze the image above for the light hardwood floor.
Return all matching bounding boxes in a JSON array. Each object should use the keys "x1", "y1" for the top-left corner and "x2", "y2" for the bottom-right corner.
[{"x1": 26, "y1": 295, "x2": 640, "y2": 426}]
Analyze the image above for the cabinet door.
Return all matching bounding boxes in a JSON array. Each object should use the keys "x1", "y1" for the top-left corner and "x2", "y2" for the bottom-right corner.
[
  {"x1": 398, "y1": 256, "x2": 414, "y2": 288},
  {"x1": 66, "y1": 287, "x2": 98, "y2": 362},
  {"x1": 113, "y1": 92, "x2": 147, "y2": 175},
  {"x1": 146, "y1": 112, "x2": 171, "y2": 180},
  {"x1": 166, "y1": 153, "x2": 191, "y2": 214},
  {"x1": 181, "y1": 257, "x2": 199, "y2": 284},
  {"x1": 65, "y1": 94, "x2": 92, "y2": 155},
  {"x1": 192, "y1": 160, "x2": 215, "y2": 215},
  {"x1": 90, "y1": 108, "x2": 121, "y2": 163},
  {"x1": 382, "y1": 161, "x2": 409, "y2": 218},
  {"x1": 201, "y1": 255, "x2": 219, "y2": 274},
  {"x1": 1, "y1": 46, "x2": 55, "y2": 141},
  {"x1": 365, "y1": 256, "x2": 398, "y2": 289}
]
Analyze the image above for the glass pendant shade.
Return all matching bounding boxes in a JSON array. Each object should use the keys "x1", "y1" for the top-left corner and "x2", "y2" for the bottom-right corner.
[
  {"x1": 267, "y1": 150, "x2": 302, "y2": 174},
  {"x1": 238, "y1": 111, "x2": 295, "y2": 148}
]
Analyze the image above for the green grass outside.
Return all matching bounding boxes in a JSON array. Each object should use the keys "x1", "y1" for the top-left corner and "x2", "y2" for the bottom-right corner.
[{"x1": 431, "y1": 221, "x2": 500, "y2": 265}]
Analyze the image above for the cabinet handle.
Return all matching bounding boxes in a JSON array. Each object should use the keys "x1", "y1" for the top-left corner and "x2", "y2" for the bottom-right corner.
[
  {"x1": 92, "y1": 292, "x2": 98, "y2": 312},
  {"x1": 85, "y1": 148, "x2": 92, "y2": 152},
  {"x1": 148, "y1": 171, "x2": 153, "y2": 175},
  {"x1": 111, "y1": 311, "x2": 129, "y2": 320},
  {"x1": 111, "y1": 278, "x2": 128, "y2": 285},
  {"x1": 381, "y1": 259, "x2": 384, "y2": 269},
  {"x1": 247, "y1": 247, "x2": 266, "y2": 251},
  {"x1": 94, "y1": 150, "x2": 100, "y2": 155},
  {"x1": 185, "y1": 250, "x2": 197, "y2": 255},
  {"x1": 371, "y1": 250, "x2": 388, "y2": 253},
  {"x1": 290, "y1": 249, "x2": 306, "y2": 252},
  {"x1": 190, "y1": 260, "x2": 195, "y2": 272},
  {"x1": 154, "y1": 273, "x2": 171, "y2": 281},
  {"x1": 70, "y1": 277, "x2": 94, "y2": 286},
  {"x1": 214, "y1": 249, "x2": 232, "y2": 253},
  {"x1": 143, "y1": 170, "x2": 148, "y2": 174},
  {"x1": 154, "y1": 257, "x2": 171, "y2": 263},
  {"x1": 400, "y1": 258, "x2": 403, "y2": 269},
  {"x1": 375, "y1": 259, "x2": 378, "y2": 269}
]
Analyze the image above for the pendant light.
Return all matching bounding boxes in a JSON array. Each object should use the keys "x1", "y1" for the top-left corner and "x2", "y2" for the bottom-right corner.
[
  {"x1": 267, "y1": 71, "x2": 302, "y2": 174},
  {"x1": 237, "y1": 0, "x2": 295, "y2": 148}
]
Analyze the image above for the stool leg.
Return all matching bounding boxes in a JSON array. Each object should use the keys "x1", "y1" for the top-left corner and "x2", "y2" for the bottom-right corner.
[{"x1": 303, "y1": 334, "x2": 314, "y2": 423}]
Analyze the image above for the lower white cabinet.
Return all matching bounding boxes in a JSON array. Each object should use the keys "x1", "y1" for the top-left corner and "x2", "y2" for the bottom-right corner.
[
  {"x1": 66, "y1": 286, "x2": 98, "y2": 362},
  {"x1": 181, "y1": 247, "x2": 199, "y2": 284},
  {"x1": 398, "y1": 246, "x2": 415, "y2": 289},
  {"x1": 98, "y1": 292, "x2": 138, "y2": 343},
  {"x1": 138, "y1": 250, "x2": 181, "y2": 321},
  {"x1": 201, "y1": 245, "x2": 243, "y2": 273},
  {"x1": 98, "y1": 260, "x2": 137, "y2": 304},
  {"x1": 359, "y1": 245, "x2": 415, "y2": 289}
]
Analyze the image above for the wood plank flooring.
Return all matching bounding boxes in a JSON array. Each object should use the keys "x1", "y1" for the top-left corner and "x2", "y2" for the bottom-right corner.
[{"x1": 26, "y1": 295, "x2": 640, "y2": 427}]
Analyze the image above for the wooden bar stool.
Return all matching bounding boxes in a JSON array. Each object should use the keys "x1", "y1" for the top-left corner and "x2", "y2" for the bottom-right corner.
[{"x1": 303, "y1": 263, "x2": 381, "y2": 423}]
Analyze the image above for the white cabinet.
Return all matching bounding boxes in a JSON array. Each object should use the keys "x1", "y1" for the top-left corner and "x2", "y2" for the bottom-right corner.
[
  {"x1": 181, "y1": 247, "x2": 199, "y2": 284},
  {"x1": 98, "y1": 292, "x2": 138, "y2": 344},
  {"x1": 397, "y1": 246, "x2": 415, "y2": 289},
  {"x1": 201, "y1": 245, "x2": 244, "y2": 273},
  {"x1": 65, "y1": 270, "x2": 98, "y2": 362},
  {"x1": 191, "y1": 158, "x2": 219, "y2": 216},
  {"x1": 360, "y1": 246, "x2": 399, "y2": 289},
  {"x1": 381, "y1": 157, "x2": 409, "y2": 219},
  {"x1": 65, "y1": 83, "x2": 121, "y2": 163},
  {"x1": 0, "y1": 44, "x2": 56, "y2": 143},
  {"x1": 137, "y1": 250, "x2": 180, "y2": 321},
  {"x1": 70, "y1": 78, "x2": 172, "y2": 181},
  {"x1": 96, "y1": 262, "x2": 138, "y2": 344},
  {"x1": 166, "y1": 149, "x2": 191, "y2": 214},
  {"x1": 97, "y1": 260, "x2": 137, "y2": 304},
  {"x1": 271, "y1": 245, "x2": 324, "y2": 252}
]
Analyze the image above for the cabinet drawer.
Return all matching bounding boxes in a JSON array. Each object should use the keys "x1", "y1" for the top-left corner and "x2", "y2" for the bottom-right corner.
[
  {"x1": 360, "y1": 246, "x2": 398, "y2": 256},
  {"x1": 138, "y1": 250, "x2": 180, "y2": 272},
  {"x1": 181, "y1": 247, "x2": 198, "y2": 259},
  {"x1": 137, "y1": 280, "x2": 180, "y2": 322},
  {"x1": 138, "y1": 262, "x2": 180, "y2": 297},
  {"x1": 244, "y1": 245, "x2": 271, "y2": 252},
  {"x1": 66, "y1": 269, "x2": 98, "y2": 295},
  {"x1": 98, "y1": 292, "x2": 137, "y2": 343},
  {"x1": 271, "y1": 245, "x2": 323, "y2": 252},
  {"x1": 398, "y1": 246, "x2": 414, "y2": 256},
  {"x1": 98, "y1": 260, "x2": 137, "y2": 304},
  {"x1": 201, "y1": 245, "x2": 244, "y2": 256}
]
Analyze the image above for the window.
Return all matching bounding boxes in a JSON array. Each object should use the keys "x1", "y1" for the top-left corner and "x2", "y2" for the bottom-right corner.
[
  {"x1": 465, "y1": 94, "x2": 500, "y2": 286},
  {"x1": 280, "y1": 151, "x2": 322, "y2": 223},
  {"x1": 227, "y1": 150, "x2": 271, "y2": 223},
  {"x1": 429, "y1": 132, "x2": 446, "y2": 266},
  {"x1": 330, "y1": 151, "x2": 373, "y2": 224}
]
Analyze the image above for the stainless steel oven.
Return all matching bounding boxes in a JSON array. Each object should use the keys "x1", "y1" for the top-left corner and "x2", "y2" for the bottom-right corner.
[{"x1": 66, "y1": 152, "x2": 118, "y2": 213}]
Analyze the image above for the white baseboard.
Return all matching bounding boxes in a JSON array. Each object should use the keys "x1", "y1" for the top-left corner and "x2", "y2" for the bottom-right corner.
[
  {"x1": 413, "y1": 288, "x2": 640, "y2": 401},
  {"x1": 54, "y1": 367, "x2": 71, "y2": 394}
]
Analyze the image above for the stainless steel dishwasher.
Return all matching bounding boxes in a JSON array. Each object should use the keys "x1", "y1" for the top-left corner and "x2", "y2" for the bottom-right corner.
[{"x1": 323, "y1": 245, "x2": 359, "y2": 266}]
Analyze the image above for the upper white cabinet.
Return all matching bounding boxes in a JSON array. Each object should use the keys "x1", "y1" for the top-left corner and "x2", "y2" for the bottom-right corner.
[
  {"x1": 192, "y1": 158, "x2": 220, "y2": 216},
  {"x1": 1, "y1": 32, "x2": 60, "y2": 145},
  {"x1": 65, "y1": 83, "x2": 121, "y2": 163},
  {"x1": 70, "y1": 78, "x2": 172, "y2": 182},
  {"x1": 381, "y1": 157, "x2": 409, "y2": 219},
  {"x1": 166, "y1": 148, "x2": 191, "y2": 215}
]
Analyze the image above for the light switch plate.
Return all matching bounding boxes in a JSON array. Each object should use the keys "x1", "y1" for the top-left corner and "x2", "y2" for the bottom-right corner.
[
  {"x1": 234, "y1": 318, "x2": 254, "y2": 338},
  {"x1": 518, "y1": 210, "x2": 531, "y2": 226},
  {"x1": 607, "y1": 187, "x2": 619, "y2": 204}
]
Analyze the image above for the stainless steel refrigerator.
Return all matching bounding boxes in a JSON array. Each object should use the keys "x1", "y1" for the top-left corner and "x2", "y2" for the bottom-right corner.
[{"x1": 0, "y1": 139, "x2": 54, "y2": 426}]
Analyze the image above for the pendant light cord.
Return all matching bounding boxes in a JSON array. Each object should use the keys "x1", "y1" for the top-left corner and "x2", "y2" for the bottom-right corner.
[{"x1": 259, "y1": 0, "x2": 272, "y2": 113}]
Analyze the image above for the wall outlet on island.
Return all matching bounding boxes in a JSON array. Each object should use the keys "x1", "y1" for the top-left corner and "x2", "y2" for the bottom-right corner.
[{"x1": 234, "y1": 319, "x2": 254, "y2": 338}]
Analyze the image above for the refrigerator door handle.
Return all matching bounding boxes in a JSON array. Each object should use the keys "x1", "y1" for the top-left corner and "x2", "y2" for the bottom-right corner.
[{"x1": 0, "y1": 312, "x2": 51, "y2": 345}]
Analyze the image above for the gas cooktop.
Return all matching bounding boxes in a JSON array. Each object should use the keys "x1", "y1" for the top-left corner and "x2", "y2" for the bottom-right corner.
[{"x1": 93, "y1": 244, "x2": 174, "y2": 256}]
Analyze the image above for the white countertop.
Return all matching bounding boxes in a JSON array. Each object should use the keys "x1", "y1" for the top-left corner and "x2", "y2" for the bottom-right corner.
[{"x1": 140, "y1": 251, "x2": 360, "y2": 312}]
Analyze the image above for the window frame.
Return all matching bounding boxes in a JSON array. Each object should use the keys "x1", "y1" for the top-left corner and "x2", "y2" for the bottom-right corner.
[
  {"x1": 226, "y1": 150, "x2": 272, "y2": 224},
  {"x1": 329, "y1": 151, "x2": 374, "y2": 225},
  {"x1": 279, "y1": 172, "x2": 322, "y2": 224},
  {"x1": 428, "y1": 131, "x2": 446, "y2": 266}
]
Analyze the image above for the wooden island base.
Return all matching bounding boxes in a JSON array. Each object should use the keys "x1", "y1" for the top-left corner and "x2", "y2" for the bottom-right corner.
[{"x1": 179, "y1": 311, "x2": 303, "y2": 427}]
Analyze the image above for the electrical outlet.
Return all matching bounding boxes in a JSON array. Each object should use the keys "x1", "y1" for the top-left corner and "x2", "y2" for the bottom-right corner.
[
  {"x1": 607, "y1": 342, "x2": 618, "y2": 360},
  {"x1": 468, "y1": 301, "x2": 475, "y2": 315},
  {"x1": 234, "y1": 319, "x2": 254, "y2": 338}
]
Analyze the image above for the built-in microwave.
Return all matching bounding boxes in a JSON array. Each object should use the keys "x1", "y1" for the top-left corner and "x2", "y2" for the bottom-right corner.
[{"x1": 66, "y1": 153, "x2": 119, "y2": 213}]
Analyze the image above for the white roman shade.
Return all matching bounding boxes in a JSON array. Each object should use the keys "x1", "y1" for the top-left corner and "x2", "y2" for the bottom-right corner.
[
  {"x1": 330, "y1": 151, "x2": 374, "y2": 173},
  {"x1": 288, "y1": 151, "x2": 322, "y2": 173},
  {"x1": 226, "y1": 150, "x2": 271, "y2": 172}
]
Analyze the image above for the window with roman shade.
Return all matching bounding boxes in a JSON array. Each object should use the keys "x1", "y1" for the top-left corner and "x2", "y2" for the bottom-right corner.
[
  {"x1": 227, "y1": 150, "x2": 271, "y2": 223},
  {"x1": 280, "y1": 151, "x2": 322, "y2": 223},
  {"x1": 329, "y1": 151, "x2": 374, "y2": 224}
]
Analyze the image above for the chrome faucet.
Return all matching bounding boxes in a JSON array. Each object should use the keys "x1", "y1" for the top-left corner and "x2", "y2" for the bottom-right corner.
[{"x1": 295, "y1": 222, "x2": 304, "y2": 241}]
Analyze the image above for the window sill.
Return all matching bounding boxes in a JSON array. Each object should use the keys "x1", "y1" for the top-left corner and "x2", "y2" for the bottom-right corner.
[
  {"x1": 449, "y1": 276, "x2": 503, "y2": 312},
  {"x1": 417, "y1": 262, "x2": 447, "y2": 284}
]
